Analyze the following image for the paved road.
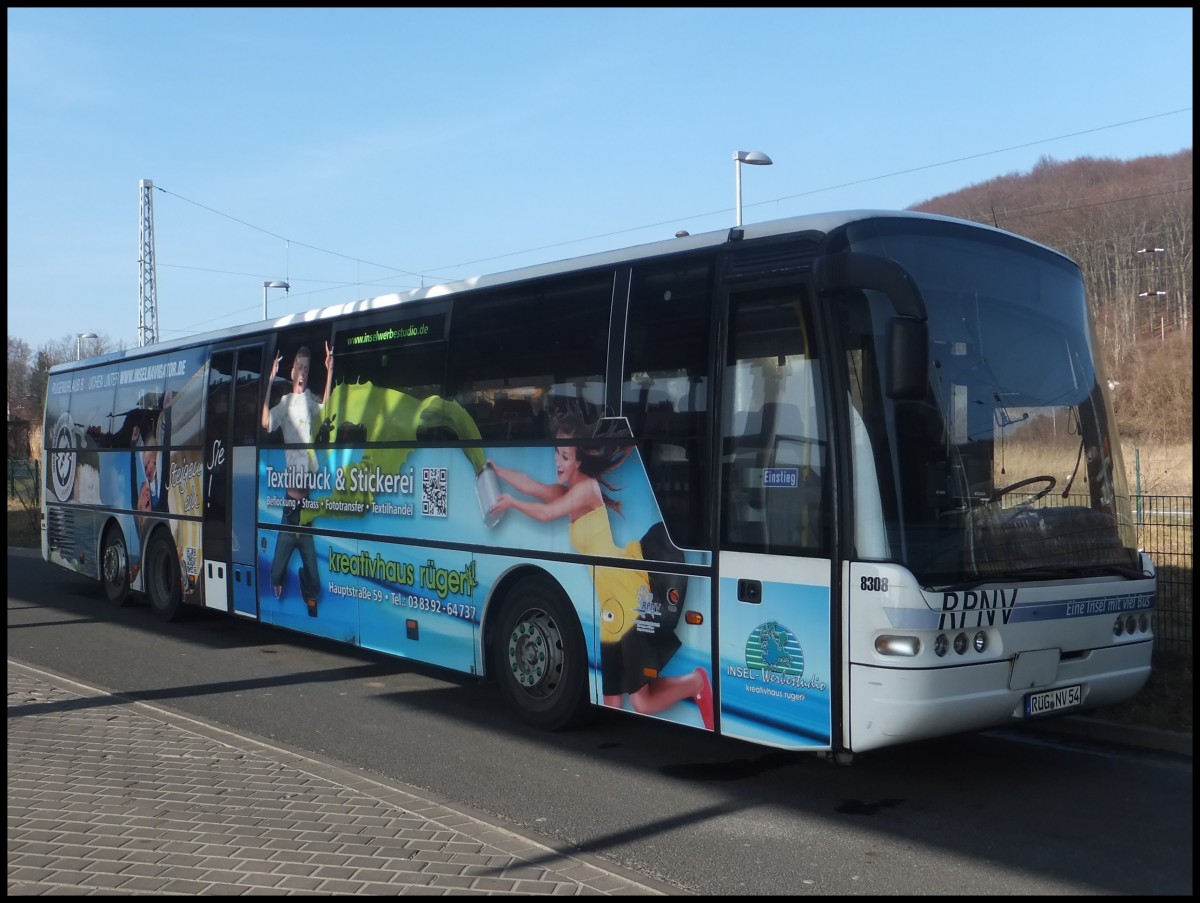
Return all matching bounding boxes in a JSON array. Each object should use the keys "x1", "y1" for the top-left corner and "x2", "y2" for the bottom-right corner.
[
  {"x1": 8, "y1": 659, "x2": 682, "y2": 896},
  {"x1": 8, "y1": 547, "x2": 1189, "y2": 896}
]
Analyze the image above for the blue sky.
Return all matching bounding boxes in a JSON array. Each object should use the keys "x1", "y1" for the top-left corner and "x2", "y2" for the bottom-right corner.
[{"x1": 7, "y1": 8, "x2": 1193, "y2": 354}]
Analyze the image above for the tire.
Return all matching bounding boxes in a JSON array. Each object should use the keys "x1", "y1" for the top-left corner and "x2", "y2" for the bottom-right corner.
[
  {"x1": 491, "y1": 577, "x2": 591, "y2": 731},
  {"x1": 144, "y1": 530, "x2": 184, "y2": 622},
  {"x1": 100, "y1": 524, "x2": 132, "y2": 606}
]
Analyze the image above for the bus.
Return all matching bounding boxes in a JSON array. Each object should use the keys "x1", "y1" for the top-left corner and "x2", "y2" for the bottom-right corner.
[{"x1": 41, "y1": 209, "x2": 1156, "y2": 760}]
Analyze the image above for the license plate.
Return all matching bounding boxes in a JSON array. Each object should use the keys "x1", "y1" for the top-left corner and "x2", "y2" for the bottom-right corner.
[{"x1": 1025, "y1": 684, "x2": 1082, "y2": 717}]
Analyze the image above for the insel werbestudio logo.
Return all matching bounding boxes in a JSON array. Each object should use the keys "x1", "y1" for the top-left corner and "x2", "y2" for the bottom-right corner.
[
  {"x1": 49, "y1": 412, "x2": 78, "y2": 502},
  {"x1": 745, "y1": 620, "x2": 805, "y2": 679}
]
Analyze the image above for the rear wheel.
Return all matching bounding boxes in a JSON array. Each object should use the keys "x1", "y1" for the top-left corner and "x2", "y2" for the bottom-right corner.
[
  {"x1": 491, "y1": 577, "x2": 590, "y2": 731},
  {"x1": 100, "y1": 524, "x2": 132, "y2": 606},
  {"x1": 145, "y1": 530, "x2": 184, "y2": 622}
]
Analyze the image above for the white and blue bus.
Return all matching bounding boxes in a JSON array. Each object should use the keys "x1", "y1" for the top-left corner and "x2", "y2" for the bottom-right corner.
[{"x1": 42, "y1": 210, "x2": 1155, "y2": 759}]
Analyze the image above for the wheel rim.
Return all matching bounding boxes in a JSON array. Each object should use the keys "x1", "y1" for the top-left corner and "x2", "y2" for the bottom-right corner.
[
  {"x1": 507, "y1": 609, "x2": 563, "y2": 698},
  {"x1": 103, "y1": 534, "x2": 126, "y2": 591}
]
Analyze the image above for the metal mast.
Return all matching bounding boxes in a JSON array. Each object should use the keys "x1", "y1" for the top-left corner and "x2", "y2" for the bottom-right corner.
[{"x1": 138, "y1": 179, "x2": 159, "y2": 346}]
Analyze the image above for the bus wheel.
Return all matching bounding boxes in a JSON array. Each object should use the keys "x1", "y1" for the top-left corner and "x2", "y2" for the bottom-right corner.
[
  {"x1": 145, "y1": 530, "x2": 184, "y2": 622},
  {"x1": 492, "y1": 577, "x2": 590, "y2": 731},
  {"x1": 100, "y1": 524, "x2": 132, "y2": 606}
]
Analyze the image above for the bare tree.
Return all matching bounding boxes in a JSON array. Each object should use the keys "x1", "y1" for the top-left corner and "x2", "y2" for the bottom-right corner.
[{"x1": 7, "y1": 336, "x2": 34, "y2": 420}]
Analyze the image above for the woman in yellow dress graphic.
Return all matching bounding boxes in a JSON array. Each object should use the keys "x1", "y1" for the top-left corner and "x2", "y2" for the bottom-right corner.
[{"x1": 486, "y1": 410, "x2": 714, "y2": 729}]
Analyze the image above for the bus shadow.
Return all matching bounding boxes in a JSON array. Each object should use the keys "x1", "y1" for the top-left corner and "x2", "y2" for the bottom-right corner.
[{"x1": 9, "y1": 551, "x2": 1188, "y2": 896}]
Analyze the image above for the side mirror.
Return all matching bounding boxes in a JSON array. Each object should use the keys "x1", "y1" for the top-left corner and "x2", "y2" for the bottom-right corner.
[
  {"x1": 814, "y1": 250, "x2": 930, "y2": 399},
  {"x1": 887, "y1": 318, "x2": 928, "y2": 400},
  {"x1": 813, "y1": 251, "x2": 927, "y2": 320}
]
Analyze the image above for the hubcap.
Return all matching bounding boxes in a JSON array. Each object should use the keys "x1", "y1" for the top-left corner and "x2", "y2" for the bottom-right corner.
[
  {"x1": 104, "y1": 540, "x2": 126, "y2": 587},
  {"x1": 507, "y1": 610, "x2": 562, "y2": 696}
]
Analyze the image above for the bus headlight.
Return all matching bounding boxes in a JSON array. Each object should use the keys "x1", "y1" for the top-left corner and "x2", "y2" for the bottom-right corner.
[
  {"x1": 934, "y1": 634, "x2": 948, "y2": 657},
  {"x1": 953, "y1": 632, "x2": 969, "y2": 655},
  {"x1": 1113, "y1": 616, "x2": 1124, "y2": 637},
  {"x1": 973, "y1": 631, "x2": 988, "y2": 653},
  {"x1": 1139, "y1": 614, "x2": 1150, "y2": 633},
  {"x1": 875, "y1": 635, "x2": 921, "y2": 656}
]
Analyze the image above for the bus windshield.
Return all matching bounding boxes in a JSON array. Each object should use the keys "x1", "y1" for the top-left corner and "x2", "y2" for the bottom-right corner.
[{"x1": 838, "y1": 218, "x2": 1140, "y2": 585}]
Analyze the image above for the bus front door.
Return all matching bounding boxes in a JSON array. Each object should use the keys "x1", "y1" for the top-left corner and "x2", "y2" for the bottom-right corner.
[
  {"x1": 715, "y1": 285, "x2": 834, "y2": 751},
  {"x1": 202, "y1": 345, "x2": 265, "y2": 617}
]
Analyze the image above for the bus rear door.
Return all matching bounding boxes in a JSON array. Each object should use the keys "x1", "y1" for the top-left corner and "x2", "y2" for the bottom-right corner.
[{"x1": 203, "y1": 345, "x2": 266, "y2": 616}]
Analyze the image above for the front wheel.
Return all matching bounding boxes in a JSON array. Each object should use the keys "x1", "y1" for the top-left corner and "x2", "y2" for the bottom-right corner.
[
  {"x1": 100, "y1": 524, "x2": 133, "y2": 606},
  {"x1": 144, "y1": 530, "x2": 184, "y2": 622},
  {"x1": 491, "y1": 577, "x2": 590, "y2": 731}
]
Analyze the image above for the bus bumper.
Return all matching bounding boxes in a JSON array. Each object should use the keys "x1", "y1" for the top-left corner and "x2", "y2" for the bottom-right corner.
[{"x1": 845, "y1": 640, "x2": 1153, "y2": 753}]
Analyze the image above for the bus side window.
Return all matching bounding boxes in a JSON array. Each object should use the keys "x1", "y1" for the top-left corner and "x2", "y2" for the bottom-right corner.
[
  {"x1": 446, "y1": 273, "x2": 611, "y2": 442},
  {"x1": 232, "y1": 349, "x2": 263, "y2": 446},
  {"x1": 622, "y1": 260, "x2": 713, "y2": 549}
]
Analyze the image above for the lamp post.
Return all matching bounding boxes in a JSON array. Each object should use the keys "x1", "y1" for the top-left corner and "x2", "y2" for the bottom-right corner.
[
  {"x1": 733, "y1": 150, "x2": 773, "y2": 227},
  {"x1": 1138, "y1": 290, "x2": 1168, "y2": 340},
  {"x1": 262, "y1": 280, "x2": 290, "y2": 320},
  {"x1": 1136, "y1": 247, "x2": 1168, "y2": 340},
  {"x1": 76, "y1": 332, "x2": 98, "y2": 361}
]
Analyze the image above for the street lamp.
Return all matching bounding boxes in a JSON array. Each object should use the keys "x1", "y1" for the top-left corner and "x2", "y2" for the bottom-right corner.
[
  {"x1": 76, "y1": 332, "x2": 98, "y2": 360},
  {"x1": 262, "y1": 280, "x2": 290, "y2": 320},
  {"x1": 733, "y1": 150, "x2": 773, "y2": 227},
  {"x1": 1139, "y1": 290, "x2": 1168, "y2": 340},
  {"x1": 1136, "y1": 247, "x2": 1169, "y2": 339}
]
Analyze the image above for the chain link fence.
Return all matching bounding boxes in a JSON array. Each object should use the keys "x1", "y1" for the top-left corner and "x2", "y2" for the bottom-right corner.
[
  {"x1": 8, "y1": 458, "x2": 39, "y2": 507},
  {"x1": 1136, "y1": 495, "x2": 1192, "y2": 664}
]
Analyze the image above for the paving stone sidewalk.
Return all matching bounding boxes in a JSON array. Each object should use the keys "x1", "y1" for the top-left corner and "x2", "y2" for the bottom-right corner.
[{"x1": 8, "y1": 661, "x2": 683, "y2": 896}]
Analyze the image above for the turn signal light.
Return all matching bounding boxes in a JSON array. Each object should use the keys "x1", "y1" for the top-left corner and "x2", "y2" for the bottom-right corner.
[{"x1": 874, "y1": 635, "x2": 920, "y2": 656}]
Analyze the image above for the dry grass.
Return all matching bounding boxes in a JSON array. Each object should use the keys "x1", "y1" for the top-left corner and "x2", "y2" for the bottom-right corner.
[
  {"x1": 1097, "y1": 654, "x2": 1193, "y2": 734},
  {"x1": 996, "y1": 432, "x2": 1191, "y2": 500},
  {"x1": 1122, "y1": 439, "x2": 1193, "y2": 497}
]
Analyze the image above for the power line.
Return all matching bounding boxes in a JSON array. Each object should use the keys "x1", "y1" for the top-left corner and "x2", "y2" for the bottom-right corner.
[
  {"x1": 153, "y1": 263, "x2": 415, "y2": 335},
  {"x1": 970, "y1": 184, "x2": 1192, "y2": 226},
  {"x1": 429, "y1": 108, "x2": 1195, "y2": 271},
  {"x1": 158, "y1": 261, "x2": 402, "y2": 293},
  {"x1": 154, "y1": 108, "x2": 1192, "y2": 284},
  {"x1": 151, "y1": 185, "x2": 436, "y2": 283},
  {"x1": 764, "y1": 109, "x2": 1194, "y2": 210},
  {"x1": 160, "y1": 181, "x2": 1192, "y2": 340},
  {"x1": 147, "y1": 107, "x2": 1195, "y2": 347}
]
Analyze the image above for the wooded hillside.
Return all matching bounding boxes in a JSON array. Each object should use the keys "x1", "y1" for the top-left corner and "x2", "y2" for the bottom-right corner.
[{"x1": 910, "y1": 150, "x2": 1193, "y2": 445}]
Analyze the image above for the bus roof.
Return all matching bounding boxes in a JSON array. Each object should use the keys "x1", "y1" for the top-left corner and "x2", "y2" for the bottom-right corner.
[{"x1": 52, "y1": 208, "x2": 1052, "y2": 373}]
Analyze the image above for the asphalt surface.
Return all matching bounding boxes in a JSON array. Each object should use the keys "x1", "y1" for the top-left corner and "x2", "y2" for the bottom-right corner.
[{"x1": 7, "y1": 546, "x2": 1190, "y2": 896}]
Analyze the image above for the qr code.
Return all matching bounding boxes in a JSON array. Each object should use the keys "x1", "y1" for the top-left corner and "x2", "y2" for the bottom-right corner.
[
  {"x1": 183, "y1": 546, "x2": 198, "y2": 577},
  {"x1": 421, "y1": 467, "x2": 448, "y2": 517}
]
